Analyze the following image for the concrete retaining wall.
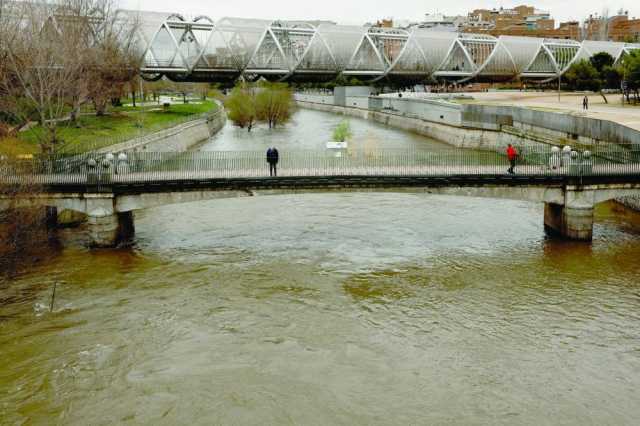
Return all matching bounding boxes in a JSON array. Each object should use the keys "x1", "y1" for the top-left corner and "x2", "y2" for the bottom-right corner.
[
  {"x1": 344, "y1": 96, "x2": 371, "y2": 109},
  {"x1": 372, "y1": 97, "x2": 464, "y2": 127},
  {"x1": 462, "y1": 104, "x2": 640, "y2": 147},
  {"x1": 296, "y1": 93, "x2": 640, "y2": 211},
  {"x1": 97, "y1": 103, "x2": 226, "y2": 154},
  {"x1": 296, "y1": 100, "x2": 547, "y2": 152}
]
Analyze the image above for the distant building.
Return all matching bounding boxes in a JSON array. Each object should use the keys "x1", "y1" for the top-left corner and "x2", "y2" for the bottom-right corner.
[
  {"x1": 417, "y1": 13, "x2": 467, "y2": 31},
  {"x1": 583, "y1": 10, "x2": 640, "y2": 42},
  {"x1": 460, "y1": 4, "x2": 580, "y2": 39},
  {"x1": 373, "y1": 18, "x2": 394, "y2": 28},
  {"x1": 372, "y1": 5, "x2": 640, "y2": 42}
]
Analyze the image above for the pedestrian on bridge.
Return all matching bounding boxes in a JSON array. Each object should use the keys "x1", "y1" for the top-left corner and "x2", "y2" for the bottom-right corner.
[
  {"x1": 266, "y1": 147, "x2": 279, "y2": 177},
  {"x1": 507, "y1": 144, "x2": 518, "y2": 175},
  {"x1": 583, "y1": 96, "x2": 589, "y2": 110}
]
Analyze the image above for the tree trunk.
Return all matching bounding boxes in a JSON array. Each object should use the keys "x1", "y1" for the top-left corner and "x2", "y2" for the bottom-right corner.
[
  {"x1": 69, "y1": 107, "x2": 79, "y2": 123},
  {"x1": 599, "y1": 91, "x2": 608, "y2": 104}
]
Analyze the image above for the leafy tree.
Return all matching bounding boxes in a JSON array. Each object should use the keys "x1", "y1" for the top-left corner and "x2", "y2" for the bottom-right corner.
[
  {"x1": 564, "y1": 59, "x2": 609, "y2": 103},
  {"x1": 602, "y1": 65, "x2": 622, "y2": 90},
  {"x1": 589, "y1": 52, "x2": 615, "y2": 74},
  {"x1": 564, "y1": 60, "x2": 601, "y2": 91},
  {"x1": 255, "y1": 82, "x2": 293, "y2": 129},
  {"x1": 589, "y1": 51, "x2": 624, "y2": 90},
  {"x1": 622, "y1": 50, "x2": 640, "y2": 103},
  {"x1": 224, "y1": 85, "x2": 256, "y2": 131}
]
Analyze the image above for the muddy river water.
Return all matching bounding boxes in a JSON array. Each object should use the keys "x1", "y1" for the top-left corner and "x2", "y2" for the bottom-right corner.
[{"x1": 1, "y1": 110, "x2": 640, "y2": 425}]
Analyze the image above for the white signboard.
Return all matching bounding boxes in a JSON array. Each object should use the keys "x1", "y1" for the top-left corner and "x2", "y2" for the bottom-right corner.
[{"x1": 326, "y1": 142, "x2": 348, "y2": 149}]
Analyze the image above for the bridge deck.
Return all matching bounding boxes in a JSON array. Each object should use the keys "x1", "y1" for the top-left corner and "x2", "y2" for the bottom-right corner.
[{"x1": 3, "y1": 163, "x2": 640, "y2": 193}]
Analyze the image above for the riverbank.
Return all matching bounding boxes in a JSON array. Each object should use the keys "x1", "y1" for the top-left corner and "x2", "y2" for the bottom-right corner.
[
  {"x1": 295, "y1": 100, "x2": 551, "y2": 153},
  {"x1": 96, "y1": 103, "x2": 226, "y2": 153},
  {"x1": 0, "y1": 100, "x2": 221, "y2": 156}
]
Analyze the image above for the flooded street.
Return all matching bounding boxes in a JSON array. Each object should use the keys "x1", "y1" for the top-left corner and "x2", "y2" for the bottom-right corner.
[{"x1": 1, "y1": 110, "x2": 640, "y2": 425}]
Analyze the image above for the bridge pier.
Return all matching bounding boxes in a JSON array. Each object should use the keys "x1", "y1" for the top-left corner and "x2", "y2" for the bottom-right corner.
[
  {"x1": 544, "y1": 188, "x2": 595, "y2": 241},
  {"x1": 87, "y1": 209, "x2": 135, "y2": 248}
]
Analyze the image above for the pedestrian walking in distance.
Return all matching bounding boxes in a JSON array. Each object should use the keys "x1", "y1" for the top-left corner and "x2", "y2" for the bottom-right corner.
[
  {"x1": 266, "y1": 147, "x2": 279, "y2": 177},
  {"x1": 583, "y1": 96, "x2": 589, "y2": 110},
  {"x1": 507, "y1": 144, "x2": 518, "y2": 175}
]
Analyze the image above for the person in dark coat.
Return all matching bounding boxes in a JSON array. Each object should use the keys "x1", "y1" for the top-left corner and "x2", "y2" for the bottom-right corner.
[
  {"x1": 266, "y1": 147, "x2": 279, "y2": 177},
  {"x1": 583, "y1": 96, "x2": 589, "y2": 110}
]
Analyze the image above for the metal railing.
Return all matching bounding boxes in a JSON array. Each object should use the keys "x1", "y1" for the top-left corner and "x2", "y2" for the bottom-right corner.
[{"x1": 2, "y1": 146, "x2": 640, "y2": 191}]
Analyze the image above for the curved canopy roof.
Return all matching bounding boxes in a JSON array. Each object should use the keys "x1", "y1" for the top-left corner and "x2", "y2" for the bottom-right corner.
[{"x1": 136, "y1": 11, "x2": 640, "y2": 82}]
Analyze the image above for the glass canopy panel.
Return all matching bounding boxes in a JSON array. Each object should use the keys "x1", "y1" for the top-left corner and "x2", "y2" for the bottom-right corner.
[
  {"x1": 247, "y1": 30, "x2": 288, "y2": 70},
  {"x1": 143, "y1": 49, "x2": 158, "y2": 67},
  {"x1": 411, "y1": 31, "x2": 458, "y2": 73},
  {"x1": 580, "y1": 40, "x2": 624, "y2": 61},
  {"x1": 217, "y1": 18, "x2": 271, "y2": 69},
  {"x1": 545, "y1": 41, "x2": 580, "y2": 72},
  {"x1": 525, "y1": 48, "x2": 556, "y2": 73},
  {"x1": 173, "y1": 28, "x2": 205, "y2": 69},
  {"x1": 201, "y1": 29, "x2": 239, "y2": 69},
  {"x1": 460, "y1": 40, "x2": 496, "y2": 69},
  {"x1": 368, "y1": 29, "x2": 407, "y2": 66},
  {"x1": 296, "y1": 34, "x2": 337, "y2": 71},
  {"x1": 347, "y1": 37, "x2": 385, "y2": 71},
  {"x1": 389, "y1": 37, "x2": 428, "y2": 73},
  {"x1": 477, "y1": 44, "x2": 516, "y2": 76},
  {"x1": 149, "y1": 25, "x2": 178, "y2": 67},
  {"x1": 316, "y1": 25, "x2": 368, "y2": 70},
  {"x1": 439, "y1": 42, "x2": 473, "y2": 72},
  {"x1": 271, "y1": 28, "x2": 314, "y2": 69},
  {"x1": 496, "y1": 36, "x2": 543, "y2": 73}
]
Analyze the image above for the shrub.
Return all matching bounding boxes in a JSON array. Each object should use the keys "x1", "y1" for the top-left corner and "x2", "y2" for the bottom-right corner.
[{"x1": 332, "y1": 120, "x2": 352, "y2": 142}]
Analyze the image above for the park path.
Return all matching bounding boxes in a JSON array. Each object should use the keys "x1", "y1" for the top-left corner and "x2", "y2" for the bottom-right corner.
[{"x1": 462, "y1": 92, "x2": 640, "y2": 131}]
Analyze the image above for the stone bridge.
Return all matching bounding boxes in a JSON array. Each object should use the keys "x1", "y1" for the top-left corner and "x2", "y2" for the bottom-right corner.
[{"x1": 3, "y1": 167, "x2": 640, "y2": 246}]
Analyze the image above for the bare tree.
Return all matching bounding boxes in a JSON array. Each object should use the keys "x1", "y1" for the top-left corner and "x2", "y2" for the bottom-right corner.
[{"x1": 0, "y1": 0, "x2": 141, "y2": 152}]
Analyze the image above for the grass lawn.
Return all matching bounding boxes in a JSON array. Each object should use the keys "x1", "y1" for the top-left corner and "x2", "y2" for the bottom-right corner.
[{"x1": 0, "y1": 100, "x2": 217, "y2": 156}]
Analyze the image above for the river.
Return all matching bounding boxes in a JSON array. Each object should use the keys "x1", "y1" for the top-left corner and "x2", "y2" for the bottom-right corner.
[{"x1": 1, "y1": 109, "x2": 640, "y2": 425}]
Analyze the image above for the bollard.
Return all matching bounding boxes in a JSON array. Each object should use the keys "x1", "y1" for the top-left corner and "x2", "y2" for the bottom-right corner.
[
  {"x1": 117, "y1": 152, "x2": 130, "y2": 174},
  {"x1": 87, "y1": 158, "x2": 98, "y2": 185},
  {"x1": 561, "y1": 145, "x2": 572, "y2": 168},
  {"x1": 569, "y1": 150, "x2": 580, "y2": 176},
  {"x1": 581, "y1": 151, "x2": 593, "y2": 175},
  {"x1": 549, "y1": 146, "x2": 561, "y2": 170},
  {"x1": 100, "y1": 154, "x2": 114, "y2": 184}
]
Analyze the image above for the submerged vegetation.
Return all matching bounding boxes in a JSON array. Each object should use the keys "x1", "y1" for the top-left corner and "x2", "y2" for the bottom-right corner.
[
  {"x1": 224, "y1": 82, "x2": 294, "y2": 131},
  {"x1": 332, "y1": 120, "x2": 352, "y2": 142}
]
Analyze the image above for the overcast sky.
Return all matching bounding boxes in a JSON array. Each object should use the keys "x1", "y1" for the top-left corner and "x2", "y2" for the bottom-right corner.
[{"x1": 119, "y1": 0, "x2": 640, "y2": 25}]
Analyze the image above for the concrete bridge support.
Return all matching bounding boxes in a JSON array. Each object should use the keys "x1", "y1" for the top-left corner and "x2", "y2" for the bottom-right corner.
[
  {"x1": 544, "y1": 188, "x2": 595, "y2": 241},
  {"x1": 87, "y1": 209, "x2": 135, "y2": 248}
]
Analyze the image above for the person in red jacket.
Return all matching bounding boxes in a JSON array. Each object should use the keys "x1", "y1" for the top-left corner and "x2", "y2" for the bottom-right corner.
[{"x1": 506, "y1": 144, "x2": 518, "y2": 174}]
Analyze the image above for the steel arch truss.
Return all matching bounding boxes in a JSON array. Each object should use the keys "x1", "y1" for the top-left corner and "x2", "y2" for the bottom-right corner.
[{"x1": 137, "y1": 13, "x2": 639, "y2": 83}]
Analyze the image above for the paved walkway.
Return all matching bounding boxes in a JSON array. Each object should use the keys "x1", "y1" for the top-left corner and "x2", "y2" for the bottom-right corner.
[
  {"x1": 459, "y1": 91, "x2": 640, "y2": 131},
  {"x1": 3, "y1": 164, "x2": 640, "y2": 187}
]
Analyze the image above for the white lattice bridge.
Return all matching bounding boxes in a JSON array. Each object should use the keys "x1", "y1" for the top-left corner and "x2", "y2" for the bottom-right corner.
[{"x1": 135, "y1": 12, "x2": 640, "y2": 83}]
